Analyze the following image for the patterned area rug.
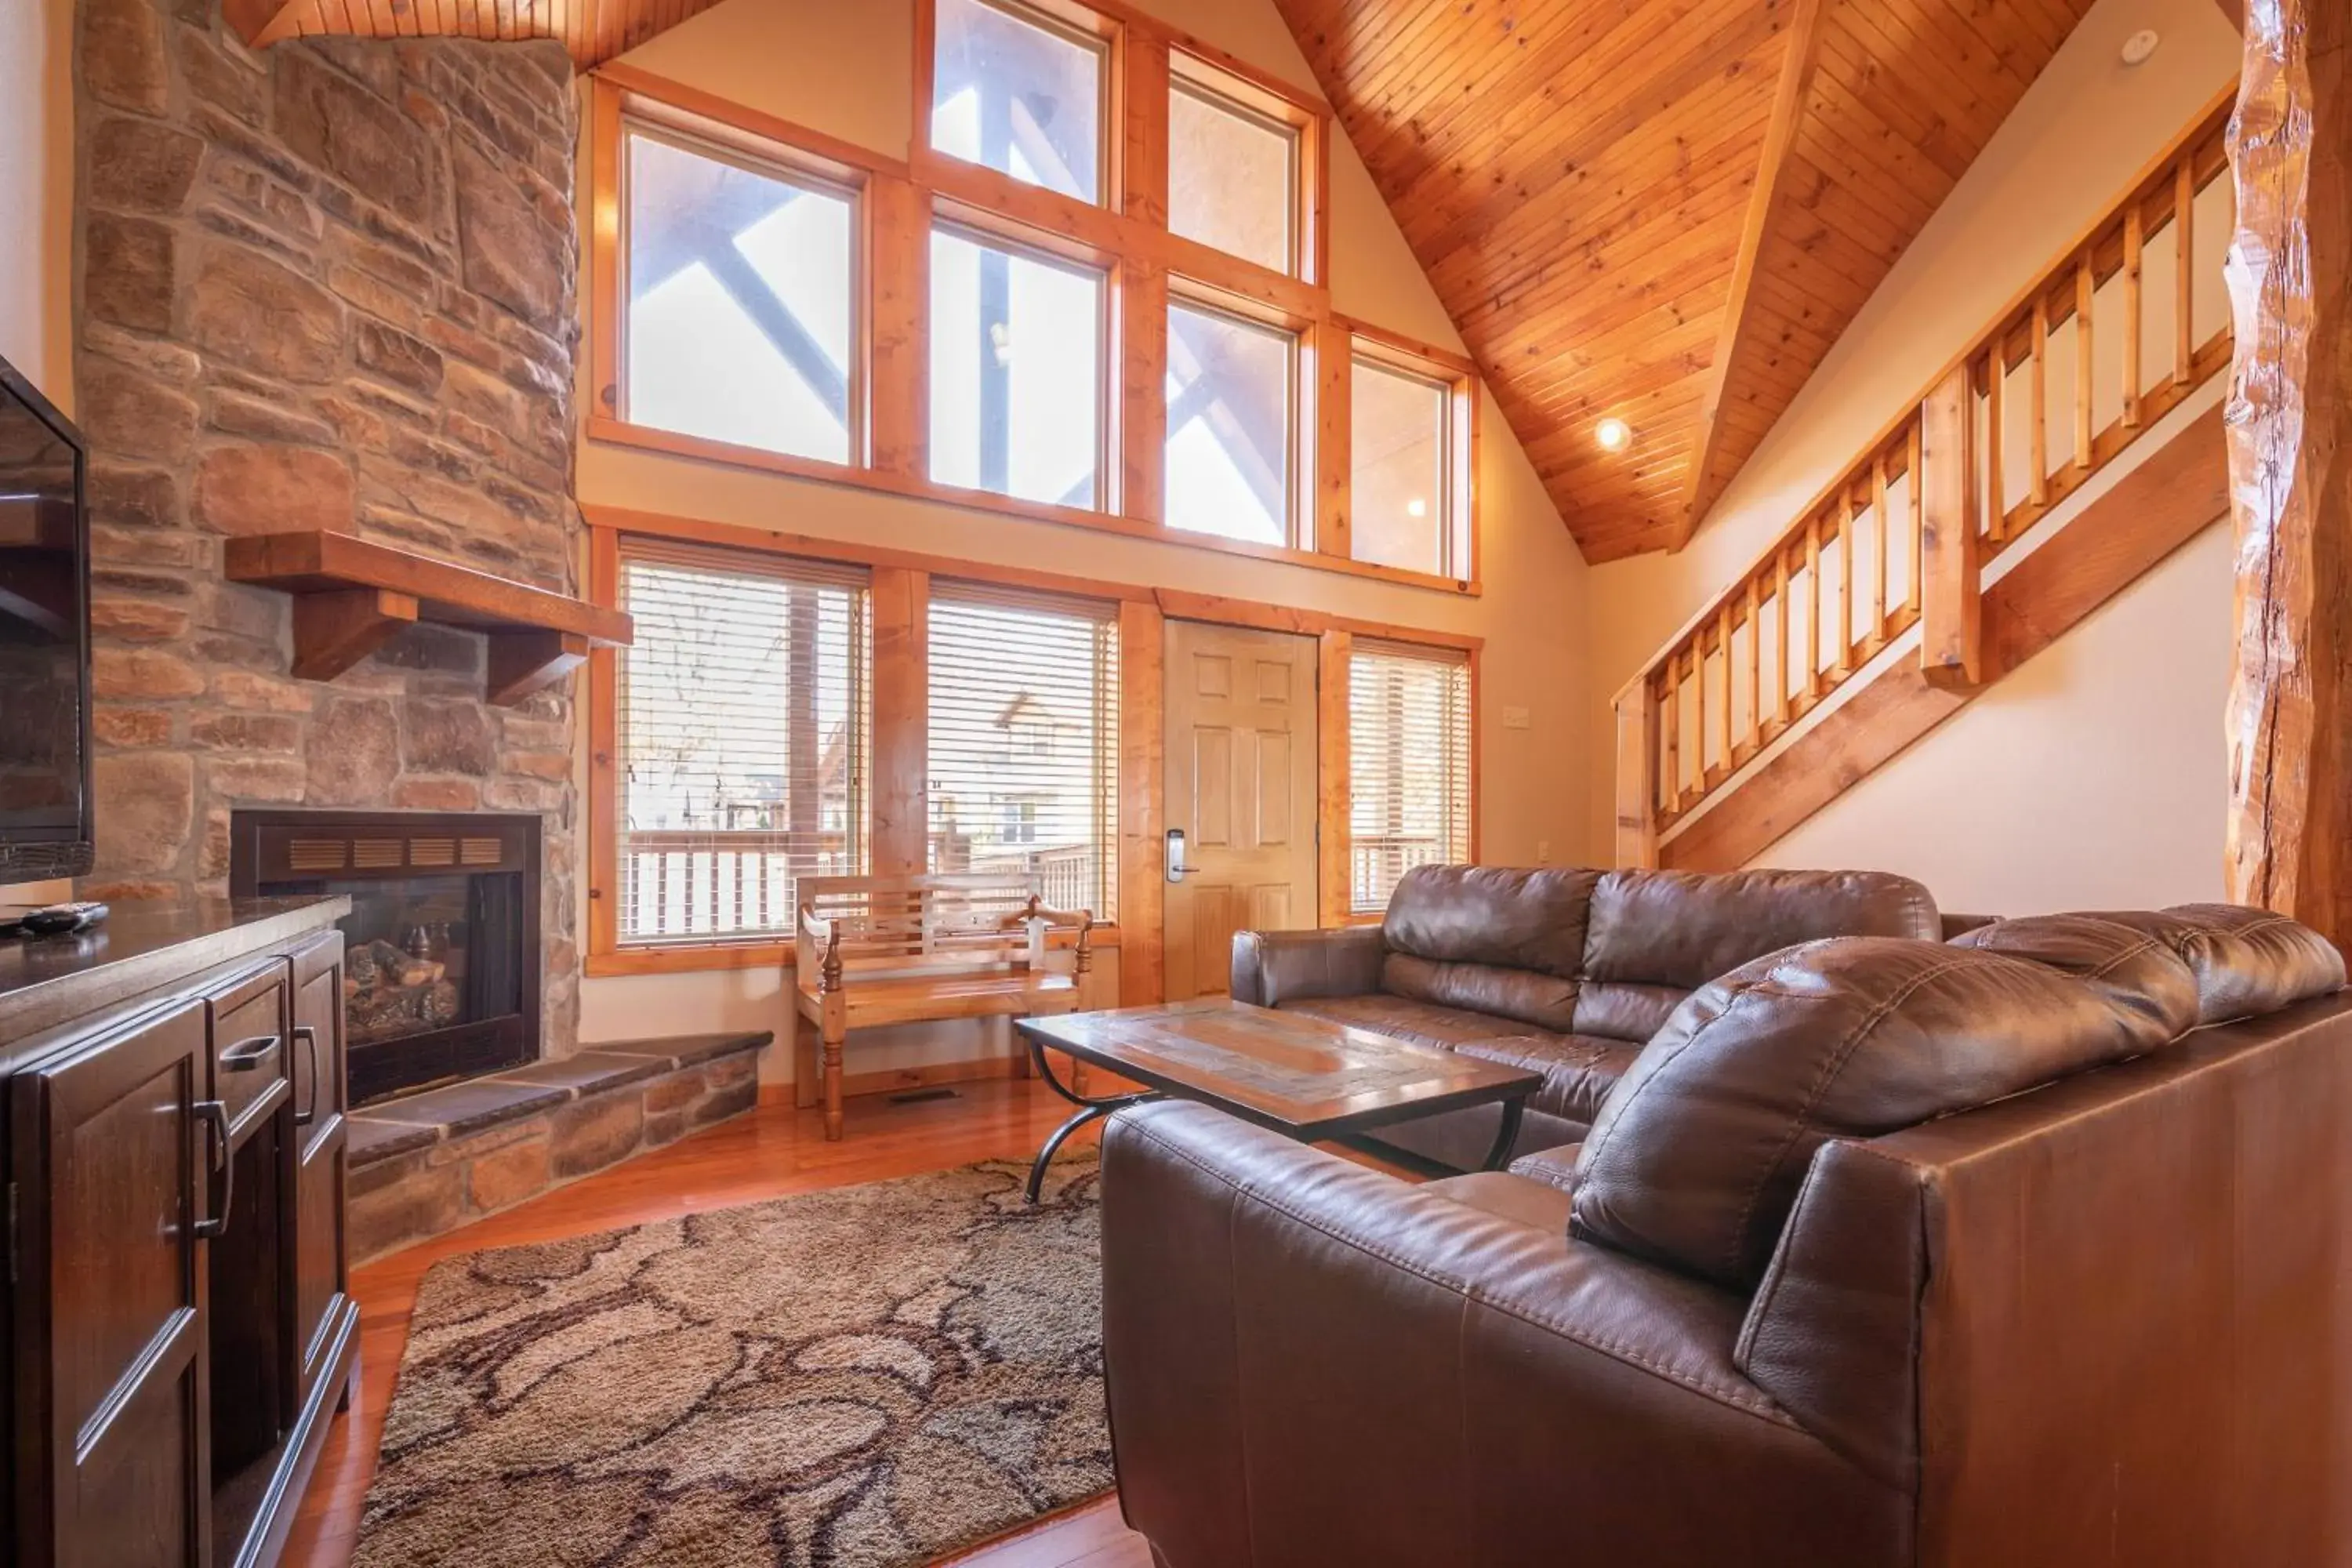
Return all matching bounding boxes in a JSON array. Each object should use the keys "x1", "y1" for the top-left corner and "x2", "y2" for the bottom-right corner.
[{"x1": 351, "y1": 1156, "x2": 1109, "y2": 1567}]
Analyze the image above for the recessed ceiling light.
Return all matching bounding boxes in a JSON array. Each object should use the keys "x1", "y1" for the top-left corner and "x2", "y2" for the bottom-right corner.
[
  {"x1": 2121, "y1": 28, "x2": 2160, "y2": 65},
  {"x1": 1595, "y1": 417, "x2": 1632, "y2": 452},
  {"x1": 1406, "y1": 497, "x2": 1428, "y2": 518}
]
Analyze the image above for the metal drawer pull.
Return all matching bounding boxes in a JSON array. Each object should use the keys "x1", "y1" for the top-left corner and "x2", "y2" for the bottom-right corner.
[
  {"x1": 193, "y1": 1100, "x2": 233, "y2": 1240},
  {"x1": 292, "y1": 1025, "x2": 321, "y2": 1127},
  {"x1": 220, "y1": 1033, "x2": 280, "y2": 1072}
]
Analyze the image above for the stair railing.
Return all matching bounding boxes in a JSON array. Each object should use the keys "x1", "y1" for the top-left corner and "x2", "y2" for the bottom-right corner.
[{"x1": 1614, "y1": 88, "x2": 2236, "y2": 868}]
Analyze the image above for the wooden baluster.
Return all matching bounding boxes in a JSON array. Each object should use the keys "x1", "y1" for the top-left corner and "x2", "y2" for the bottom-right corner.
[
  {"x1": 1715, "y1": 601, "x2": 1734, "y2": 775},
  {"x1": 2122, "y1": 200, "x2": 2144, "y2": 428},
  {"x1": 2031, "y1": 292, "x2": 2051, "y2": 507},
  {"x1": 2074, "y1": 252, "x2": 2095, "y2": 470},
  {"x1": 1663, "y1": 650, "x2": 1682, "y2": 811},
  {"x1": 1907, "y1": 419, "x2": 1924, "y2": 614},
  {"x1": 1835, "y1": 494, "x2": 1855, "y2": 676},
  {"x1": 1773, "y1": 547, "x2": 1791, "y2": 728},
  {"x1": 1745, "y1": 575, "x2": 1762, "y2": 758},
  {"x1": 1692, "y1": 637, "x2": 1710, "y2": 788},
  {"x1": 2174, "y1": 156, "x2": 2194, "y2": 387},
  {"x1": 1871, "y1": 454, "x2": 1890, "y2": 641},
  {"x1": 1985, "y1": 341, "x2": 2006, "y2": 543},
  {"x1": 1804, "y1": 517, "x2": 1823, "y2": 699}
]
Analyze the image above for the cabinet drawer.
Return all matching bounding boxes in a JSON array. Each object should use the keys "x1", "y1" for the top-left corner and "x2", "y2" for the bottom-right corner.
[{"x1": 207, "y1": 960, "x2": 291, "y2": 1142}]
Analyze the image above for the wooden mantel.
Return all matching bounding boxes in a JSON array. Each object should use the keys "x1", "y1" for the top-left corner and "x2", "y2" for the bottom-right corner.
[{"x1": 225, "y1": 531, "x2": 633, "y2": 707}]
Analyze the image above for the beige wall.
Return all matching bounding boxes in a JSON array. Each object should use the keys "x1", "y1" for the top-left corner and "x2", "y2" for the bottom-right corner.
[
  {"x1": 2, "y1": 0, "x2": 76, "y2": 909},
  {"x1": 1581, "y1": 0, "x2": 2241, "y2": 910},
  {"x1": 575, "y1": 0, "x2": 1597, "y2": 1065}
]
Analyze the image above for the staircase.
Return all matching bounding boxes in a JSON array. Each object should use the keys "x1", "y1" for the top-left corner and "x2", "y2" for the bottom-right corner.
[{"x1": 1613, "y1": 89, "x2": 2238, "y2": 872}]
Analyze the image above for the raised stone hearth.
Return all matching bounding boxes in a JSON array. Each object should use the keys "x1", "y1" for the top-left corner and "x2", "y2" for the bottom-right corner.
[
  {"x1": 74, "y1": 2, "x2": 586, "y2": 1051},
  {"x1": 346, "y1": 1032, "x2": 771, "y2": 1262}
]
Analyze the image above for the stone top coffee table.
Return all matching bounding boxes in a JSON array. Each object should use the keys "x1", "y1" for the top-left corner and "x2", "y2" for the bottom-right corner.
[{"x1": 1014, "y1": 997, "x2": 1544, "y2": 1202}]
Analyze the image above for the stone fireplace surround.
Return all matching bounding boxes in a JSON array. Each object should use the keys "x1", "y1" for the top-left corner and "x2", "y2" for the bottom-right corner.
[{"x1": 74, "y1": 0, "x2": 593, "y2": 1054}]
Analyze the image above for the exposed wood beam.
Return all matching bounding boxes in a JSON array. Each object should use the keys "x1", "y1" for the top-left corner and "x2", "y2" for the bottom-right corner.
[
  {"x1": 2223, "y1": 0, "x2": 2350, "y2": 946},
  {"x1": 1673, "y1": 0, "x2": 1825, "y2": 550}
]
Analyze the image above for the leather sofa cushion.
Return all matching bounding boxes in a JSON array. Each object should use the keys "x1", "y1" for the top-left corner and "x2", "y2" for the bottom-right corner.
[
  {"x1": 1454, "y1": 1034, "x2": 1640, "y2": 1127},
  {"x1": 1382, "y1": 865, "x2": 1601, "y2": 978},
  {"x1": 1423, "y1": 1171, "x2": 1573, "y2": 1233},
  {"x1": 1508, "y1": 1142, "x2": 1583, "y2": 1196},
  {"x1": 1998, "y1": 904, "x2": 2345, "y2": 1025},
  {"x1": 1571, "y1": 935, "x2": 2192, "y2": 1291},
  {"x1": 1936, "y1": 913, "x2": 2201, "y2": 1037},
  {"x1": 1573, "y1": 869, "x2": 1939, "y2": 1042},
  {"x1": 1279, "y1": 994, "x2": 1552, "y2": 1053},
  {"x1": 1381, "y1": 953, "x2": 1580, "y2": 1033}
]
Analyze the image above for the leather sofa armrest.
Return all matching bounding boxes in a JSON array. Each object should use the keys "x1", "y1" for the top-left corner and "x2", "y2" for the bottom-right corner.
[
  {"x1": 1099, "y1": 1102, "x2": 1904, "y2": 1568},
  {"x1": 1229, "y1": 924, "x2": 1386, "y2": 1007}
]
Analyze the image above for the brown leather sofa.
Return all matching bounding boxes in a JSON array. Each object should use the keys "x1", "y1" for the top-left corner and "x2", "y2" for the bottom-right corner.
[
  {"x1": 1105, "y1": 905, "x2": 2352, "y2": 1568},
  {"x1": 1230, "y1": 864, "x2": 1941, "y2": 1167}
]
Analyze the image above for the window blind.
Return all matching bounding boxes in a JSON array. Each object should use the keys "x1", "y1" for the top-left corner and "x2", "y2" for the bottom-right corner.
[
  {"x1": 616, "y1": 543, "x2": 869, "y2": 944},
  {"x1": 926, "y1": 580, "x2": 1120, "y2": 920},
  {"x1": 1348, "y1": 639, "x2": 1472, "y2": 913}
]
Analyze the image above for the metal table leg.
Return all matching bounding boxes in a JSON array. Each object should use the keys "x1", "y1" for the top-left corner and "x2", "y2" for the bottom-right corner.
[
  {"x1": 1026, "y1": 1036, "x2": 1156, "y2": 1203},
  {"x1": 1479, "y1": 1097, "x2": 1527, "y2": 1172}
]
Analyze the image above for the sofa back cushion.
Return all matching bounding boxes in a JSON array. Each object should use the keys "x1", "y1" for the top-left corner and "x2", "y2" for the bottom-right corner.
[
  {"x1": 1381, "y1": 866, "x2": 1599, "y2": 975},
  {"x1": 1960, "y1": 904, "x2": 2344, "y2": 1025},
  {"x1": 1572, "y1": 869, "x2": 1941, "y2": 1044},
  {"x1": 1378, "y1": 954, "x2": 1581, "y2": 1033},
  {"x1": 1570, "y1": 935, "x2": 2193, "y2": 1290}
]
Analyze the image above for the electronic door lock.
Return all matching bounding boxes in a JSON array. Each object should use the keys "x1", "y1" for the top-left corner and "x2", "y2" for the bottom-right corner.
[{"x1": 1164, "y1": 829, "x2": 1189, "y2": 884}]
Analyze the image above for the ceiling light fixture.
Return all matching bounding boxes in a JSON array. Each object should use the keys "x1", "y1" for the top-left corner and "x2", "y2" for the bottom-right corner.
[
  {"x1": 2121, "y1": 29, "x2": 2160, "y2": 66},
  {"x1": 1406, "y1": 497, "x2": 1428, "y2": 517},
  {"x1": 1595, "y1": 417, "x2": 1632, "y2": 452}
]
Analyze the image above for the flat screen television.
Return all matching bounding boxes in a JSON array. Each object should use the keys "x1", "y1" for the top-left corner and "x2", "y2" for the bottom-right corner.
[{"x1": 0, "y1": 352, "x2": 93, "y2": 883}]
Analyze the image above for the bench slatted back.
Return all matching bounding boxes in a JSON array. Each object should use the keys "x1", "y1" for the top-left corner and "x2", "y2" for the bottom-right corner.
[{"x1": 797, "y1": 873, "x2": 1051, "y2": 989}]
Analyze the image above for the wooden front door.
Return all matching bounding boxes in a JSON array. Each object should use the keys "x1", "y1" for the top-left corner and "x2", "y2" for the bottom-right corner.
[{"x1": 1163, "y1": 619, "x2": 1320, "y2": 999}]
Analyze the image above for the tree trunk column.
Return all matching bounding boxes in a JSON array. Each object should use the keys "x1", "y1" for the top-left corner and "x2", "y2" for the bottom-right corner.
[{"x1": 2223, "y1": 0, "x2": 2351, "y2": 945}]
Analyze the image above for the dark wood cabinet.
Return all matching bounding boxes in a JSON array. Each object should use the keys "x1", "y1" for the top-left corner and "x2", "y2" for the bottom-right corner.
[{"x1": 0, "y1": 900, "x2": 354, "y2": 1568}]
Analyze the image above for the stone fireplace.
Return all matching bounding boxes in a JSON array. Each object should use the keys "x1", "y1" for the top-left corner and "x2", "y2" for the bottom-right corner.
[
  {"x1": 73, "y1": 2, "x2": 586, "y2": 1057},
  {"x1": 230, "y1": 809, "x2": 542, "y2": 1103}
]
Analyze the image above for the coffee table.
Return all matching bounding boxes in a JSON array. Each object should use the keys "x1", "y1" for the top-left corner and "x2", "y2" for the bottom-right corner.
[{"x1": 1014, "y1": 997, "x2": 1545, "y2": 1202}]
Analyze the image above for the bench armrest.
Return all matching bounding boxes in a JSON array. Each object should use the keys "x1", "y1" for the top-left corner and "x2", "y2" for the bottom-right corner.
[
  {"x1": 1229, "y1": 924, "x2": 1385, "y2": 1007},
  {"x1": 1099, "y1": 1103, "x2": 1898, "y2": 1566}
]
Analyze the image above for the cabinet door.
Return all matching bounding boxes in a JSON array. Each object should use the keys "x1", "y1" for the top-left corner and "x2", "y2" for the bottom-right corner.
[
  {"x1": 288, "y1": 932, "x2": 349, "y2": 1406},
  {"x1": 11, "y1": 996, "x2": 216, "y2": 1568}
]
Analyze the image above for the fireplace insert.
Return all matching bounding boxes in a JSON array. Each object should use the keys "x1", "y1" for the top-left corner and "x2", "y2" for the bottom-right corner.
[{"x1": 230, "y1": 809, "x2": 541, "y2": 1105}]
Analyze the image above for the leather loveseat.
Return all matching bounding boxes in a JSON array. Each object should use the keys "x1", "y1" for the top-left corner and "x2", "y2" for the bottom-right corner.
[
  {"x1": 1230, "y1": 863, "x2": 1942, "y2": 1168},
  {"x1": 1103, "y1": 905, "x2": 2352, "y2": 1568}
]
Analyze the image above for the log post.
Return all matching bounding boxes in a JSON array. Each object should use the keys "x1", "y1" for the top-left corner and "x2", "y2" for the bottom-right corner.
[
  {"x1": 1918, "y1": 365, "x2": 1983, "y2": 690},
  {"x1": 2222, "y1": 0, "x2": 2350, "y2": 945}
]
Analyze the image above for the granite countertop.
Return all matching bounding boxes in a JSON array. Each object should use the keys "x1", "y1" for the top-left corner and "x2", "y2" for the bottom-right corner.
[{"x1": 0, "y1": 895, "x2": 350, "y2": 1045}]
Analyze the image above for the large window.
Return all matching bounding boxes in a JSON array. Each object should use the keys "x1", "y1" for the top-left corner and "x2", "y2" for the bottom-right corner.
[
  {"x1": 930, "y1": 227, "x2": 1106, "y2": 507},
  {"x1": 622, "y1": 126, "x2": 855, "y2": 464},
  {"x1": 1351, "y1": 355, "x2": 1456, "y2": 575},
  {"x1": 931, "y1": 0, "x2": 1107, "y2": 203},
  {"x1": 615, "y1": 546, "x2": 869, "y2": 944},
  {"x1": 1166, "y1": 299, "x2": 1298, "y2": 544},
  {"x1": 596, "y1": 2, "x2": 1485, "y2": 593},
  {"x1": 927, "y1": 583, "x2": 1120, "y2": 917},
  {"x1": 1349, "y1": 640, "x2": 1472, "y2": 913},
  {"x1": 1168, "y1": 78, "x2": 1298, "y2": 274}
]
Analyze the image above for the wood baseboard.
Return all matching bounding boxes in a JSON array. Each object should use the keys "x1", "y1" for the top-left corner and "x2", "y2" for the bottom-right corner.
[{"x1": 1663, "y1": 406, "x2": 2228, "y2": 872}]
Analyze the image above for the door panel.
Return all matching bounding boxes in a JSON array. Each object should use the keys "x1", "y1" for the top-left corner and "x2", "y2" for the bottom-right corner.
[
  {"x1": 288, "y1": 933, "x2": 350, "y2": 1406},
  {"x1": 1163, "y1": 621, "x2": 1320, "y2": 1000},
  {"x1": 13, "y1": 996, "x2": 212, "y2": 1568}
]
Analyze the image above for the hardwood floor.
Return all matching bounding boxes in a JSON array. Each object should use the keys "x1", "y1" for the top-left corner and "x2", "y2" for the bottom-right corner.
[{"x1": 285, "y1": 1077, "x2": 1154, "y2": 1568}]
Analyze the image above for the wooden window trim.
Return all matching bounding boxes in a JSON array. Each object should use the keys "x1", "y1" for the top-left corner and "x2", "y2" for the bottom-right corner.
[
  {"x1": 1165, "y1": 285, "x2": 1312, "y2": 550},
  {"x1": 583, "y1": 506, "x2": 1479, "y2": 978},
  {"x1": 1166, "y1": 45, "x2": 1327, "y2": 286},
  {"x1": 1345, "y1": 319, "x2": 1482, "y2": 583},
  {"x1": 589, "y1": 57, "x2": 1485, "y2": 597}
]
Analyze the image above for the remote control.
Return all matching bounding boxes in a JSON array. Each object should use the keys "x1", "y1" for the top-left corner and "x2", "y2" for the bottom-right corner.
[{"x1": 20, "y1": 901, "x2": 109, "y2": 937}]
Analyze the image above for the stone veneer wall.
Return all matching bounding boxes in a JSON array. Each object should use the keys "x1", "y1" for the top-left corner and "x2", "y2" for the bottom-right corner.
[{"x1": 74, "y1": 2, "x2": 584, "y2": 1049}]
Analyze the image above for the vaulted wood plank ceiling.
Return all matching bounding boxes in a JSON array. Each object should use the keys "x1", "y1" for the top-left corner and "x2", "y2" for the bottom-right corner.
[
  {"x1": 222, "y1": 0, "x2": 720, "y2": 68},
  {"x1": 1272, "y1": 0, "x2": 2098, "y2": 560}
]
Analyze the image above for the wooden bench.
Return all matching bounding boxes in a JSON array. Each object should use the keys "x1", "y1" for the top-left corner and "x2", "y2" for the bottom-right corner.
[{"x1": 793, "y1": 873, "x2": 1095, "y2": 1139}]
